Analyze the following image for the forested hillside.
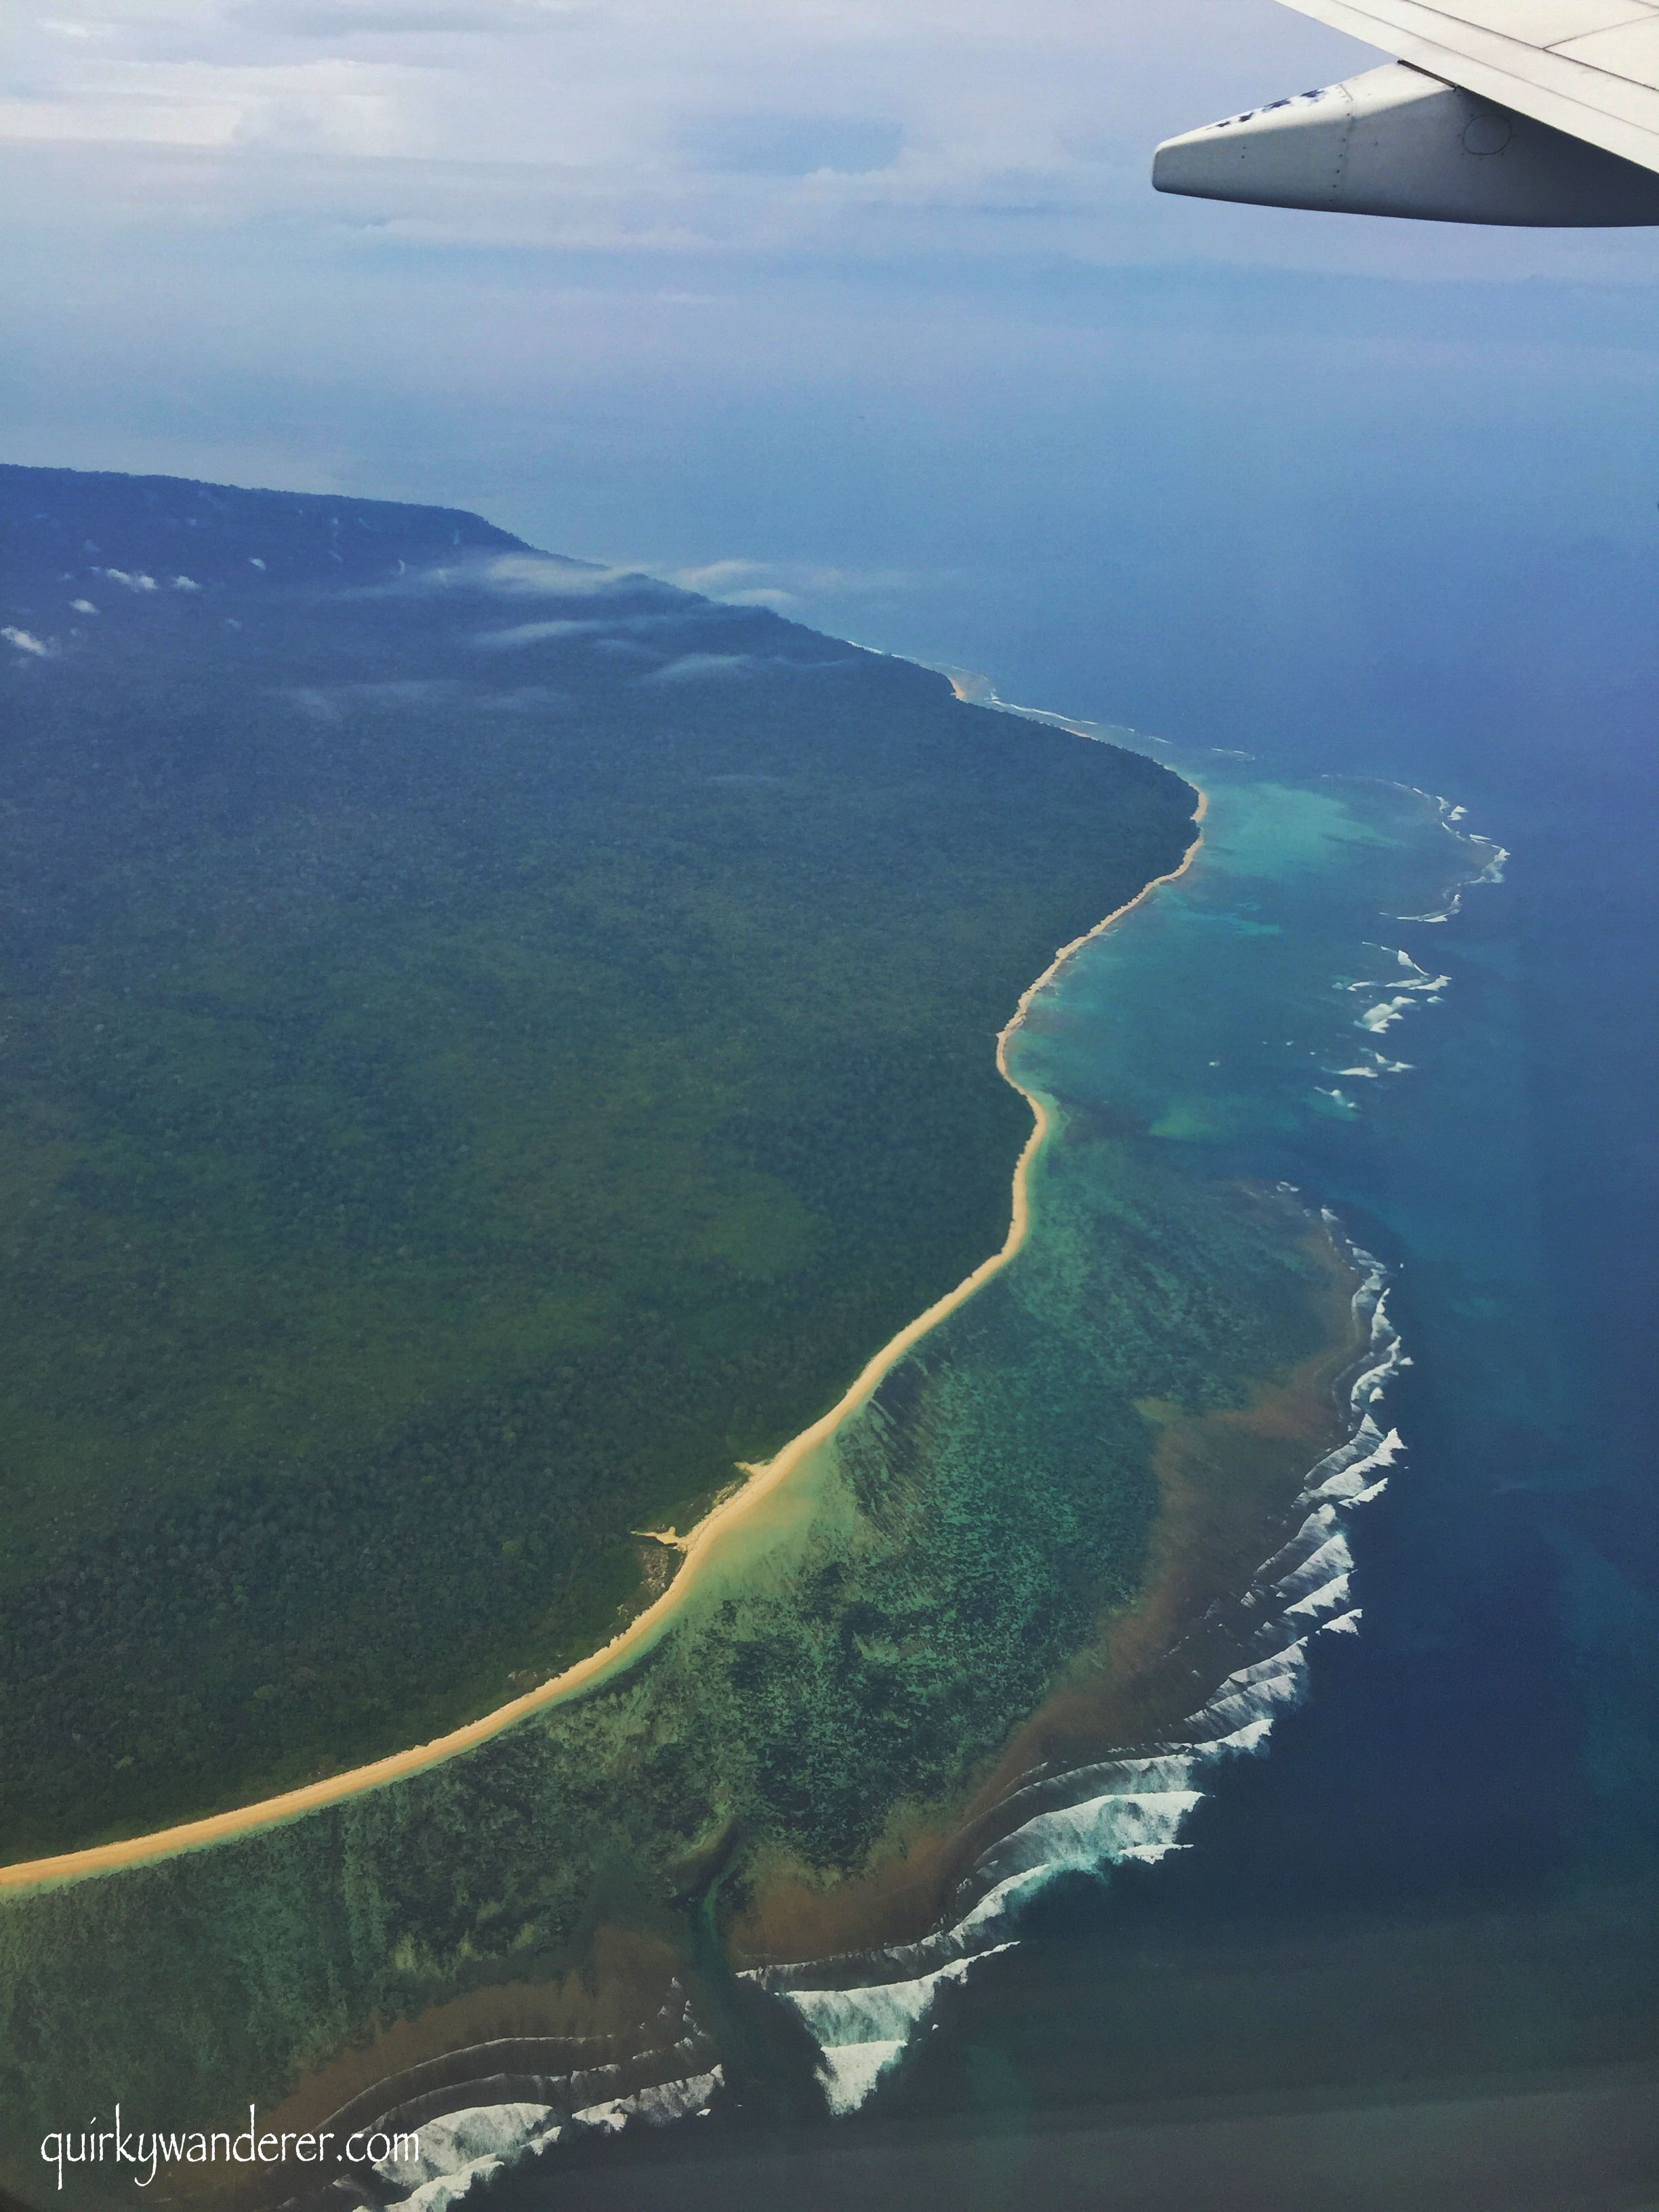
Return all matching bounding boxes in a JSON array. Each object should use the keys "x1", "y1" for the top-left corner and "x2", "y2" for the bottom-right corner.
[{"x1": 0, "y1": 464, "x2": 1197, "y2": 1853}]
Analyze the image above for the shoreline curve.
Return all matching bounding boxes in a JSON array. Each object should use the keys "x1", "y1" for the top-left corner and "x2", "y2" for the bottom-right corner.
[{"x1": 1, "y1": 784, "x2": 1207, "y2": 1896}]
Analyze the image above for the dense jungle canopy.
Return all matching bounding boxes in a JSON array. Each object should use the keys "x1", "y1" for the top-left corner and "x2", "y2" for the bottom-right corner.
[{"x1": 0, "y1": 464, "x2": 1196, "y2": 1853}]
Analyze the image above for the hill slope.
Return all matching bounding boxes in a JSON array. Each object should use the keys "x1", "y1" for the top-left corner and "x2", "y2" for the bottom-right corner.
[{"x1": 0, "y1": 464, "x2": 1197, "y2": 1854}]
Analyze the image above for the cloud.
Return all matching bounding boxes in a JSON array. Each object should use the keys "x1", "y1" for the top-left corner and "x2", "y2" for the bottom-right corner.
[
  {"x1": 281, "y1": 684, "x2": 344, "y2": 720},
  {"x1": 0, "y1": 0, "x2": 1389, "y2": 270},
  {"x1": 470, "y1": 552, "x2": 613, "y2": 594},
  {"x1": 100, "y1": 567, "x2": 157, "y2": 590},
  {"x1": 669, "y1": 559, "x2": 764, "y2": 594},
  {"x1": 280, "y1": 677, "x2": 471, "y2": 712},
  {"x1": 231, "y1": 0, "x2": 579, "y2": 36},
  {"x1": 642, "y1": 651, "x2": 752, "y2": 682},
  {"x1": 472, "y1": 617, "x2": 606, "y2": 647},
  {"x1": 473, "y1": 683, "x2": 568, "y2": 711},
  {"x1": 171, "y1": 573, "x2": 201, "y2": 590},
  {"x1": 665, "y1": 558, "x2": 937, "y2": 606},
  {"x1": 3, "y1": 627, "x2": 57, "y2": 657},
  {"x1": 70, "y1": 597, "x2": 98, "y2": 613},
  {"x1": 346, "y1": 676, "x2": 464, "y2": 700},
  {"x1": 353, "y1": 552, "x2": 620, "y2": 605},
  {"x1": 8, "y1": 0, "x2": 1647, "y2": 289}
]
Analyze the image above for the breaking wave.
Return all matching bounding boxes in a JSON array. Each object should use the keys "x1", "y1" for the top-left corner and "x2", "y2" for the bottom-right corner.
[
  {"x1": 368, "y1": 2070, "x2": 726, "y2": 2212},
  {"x1": 1343, "y1": 944, "x2": 1452, "y2": 1041},
  {"x1": 279, "y1": 1990, "x2": 724, "y2": 2212},
  {"x1": 1393, "y1": 785, "x2": 1509, "y2": 922}
]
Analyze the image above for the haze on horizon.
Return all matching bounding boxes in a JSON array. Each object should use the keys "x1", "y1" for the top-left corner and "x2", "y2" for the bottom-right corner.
[{"x1": 3, "y1": 0, "x2": 1658, "y2": 773}]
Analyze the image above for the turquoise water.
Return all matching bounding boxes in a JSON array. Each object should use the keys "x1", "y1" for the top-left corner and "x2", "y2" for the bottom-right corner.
[{"x1": 1017, "y1": 762, "x2": 1500, "y2": 1158}]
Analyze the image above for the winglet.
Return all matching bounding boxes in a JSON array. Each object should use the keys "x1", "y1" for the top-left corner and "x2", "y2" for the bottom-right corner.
[{"x1": 1153, "y1": 57, "x2": 1659, "y2": 221}]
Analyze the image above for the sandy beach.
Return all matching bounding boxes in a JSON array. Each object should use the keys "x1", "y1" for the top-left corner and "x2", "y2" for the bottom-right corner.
[{"x1": 0, "y1": 787, "x2": 1206, "y2": 1896}]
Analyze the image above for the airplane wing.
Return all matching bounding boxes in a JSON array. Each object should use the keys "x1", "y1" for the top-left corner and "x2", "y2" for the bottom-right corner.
[{"x1": 1153, "y1": 0, "x2": 1659, "y2": 222}]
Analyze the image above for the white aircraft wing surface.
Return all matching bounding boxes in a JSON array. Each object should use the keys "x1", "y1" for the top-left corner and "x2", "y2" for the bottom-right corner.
[
  {"x1": 1279, "y1": 0, "x2": 1659, "y2": 173},
  {"x1": 1154, "y1": 0, "x2": 1659, "y2": 220}
]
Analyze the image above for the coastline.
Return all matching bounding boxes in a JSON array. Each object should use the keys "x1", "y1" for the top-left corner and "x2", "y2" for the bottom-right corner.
[{"x1": 0, "y1": 788, "x2": 1207, "y2": 1896}]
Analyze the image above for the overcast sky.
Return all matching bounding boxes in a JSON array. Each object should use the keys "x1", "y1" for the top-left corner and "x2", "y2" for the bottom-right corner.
[
  {"x1": 4, "y1": 0, "x2": 1658, "y2": 766},
  {"x1": 10, "y1": 0, "x2": 1659, "y2": 274}
]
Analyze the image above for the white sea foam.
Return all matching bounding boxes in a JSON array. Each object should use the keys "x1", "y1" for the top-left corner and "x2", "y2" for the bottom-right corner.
[
  {"x1": 1286, "y1": 1572, "x2": 1352, "y2": 1619},
  {"x1": 368, "y1": 2067, "x2": 729, "y2": 2205},
  {"x1": 1389, "y1": 785, "x2": 1509, "y2": 918},
  {"x1": 1330, "y1": 1052, "x2": 1412, "y2": 1077},
  {"x1": 779, "y1": 1957, "x2": 1003, "y2": 2115},
  {"x1": 1273, "y1": 1527, "x2": 1355, "y2": 1602},
  {"x1": 1343, "y1": 944, "x2": 1452, "y2": 1042},
  {"x1": 816, "y1": 2041, "x2": 906, "y2": 2114},
  {"x1": 1345, "y1": 948, "x2": 1448, "y2": 998},
  {"x1": 573, "y1": 2068, "x2": 726, "y2": 2133},
  {"x1": 375, "y1": 2102, "x2": 564, "y2": 2211},
  {"x1": 358, "y1": 1983, "x2": 723, "y2": 2203}
]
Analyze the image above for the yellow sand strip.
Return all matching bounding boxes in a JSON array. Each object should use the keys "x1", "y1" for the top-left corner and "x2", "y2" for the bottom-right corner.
[{"x1": 1, "y1": 790, "x2": 1206, "y2": 1895}]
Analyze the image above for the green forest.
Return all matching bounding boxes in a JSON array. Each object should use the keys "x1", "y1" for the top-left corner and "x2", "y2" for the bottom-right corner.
[{"x1": 0, "y1": 466, "x2": 1197, "y2": 1855}]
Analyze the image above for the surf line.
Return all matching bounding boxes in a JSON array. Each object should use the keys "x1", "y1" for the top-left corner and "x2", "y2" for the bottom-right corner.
[{"x1": 1, "y1": 790, "x2": 1206, "y2": 1896}]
